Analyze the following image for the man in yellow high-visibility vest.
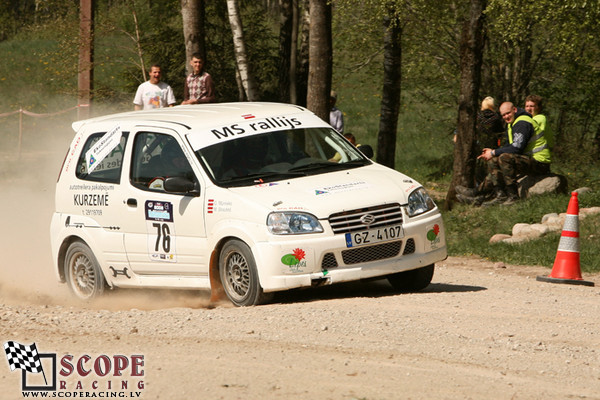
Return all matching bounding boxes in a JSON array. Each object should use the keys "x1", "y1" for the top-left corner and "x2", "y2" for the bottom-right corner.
[{"x1": 457, "y1": 101, "x2": 551, "y2": 206}]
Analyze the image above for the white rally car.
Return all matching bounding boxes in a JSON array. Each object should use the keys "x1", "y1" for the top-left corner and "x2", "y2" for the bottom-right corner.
[{"x1": 50, "y1": 103, "x2": 447, "y2": 306}]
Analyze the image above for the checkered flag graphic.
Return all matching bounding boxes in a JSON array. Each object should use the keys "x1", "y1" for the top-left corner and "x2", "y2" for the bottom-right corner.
[{"x1": 4, "y1": 341, "x2": 44, "y2": 374}]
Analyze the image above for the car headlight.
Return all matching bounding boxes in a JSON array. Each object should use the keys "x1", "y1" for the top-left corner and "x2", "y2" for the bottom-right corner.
[
  {"x1": 406, "y1": 187, "x2": 436, "y2": 217},
  {"x1": 267, "y1": 212, "x2": 324, "y2": 235}
]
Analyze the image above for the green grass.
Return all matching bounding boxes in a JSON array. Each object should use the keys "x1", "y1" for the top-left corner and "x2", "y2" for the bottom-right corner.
[{"x1": 444, "y1": 191, "x2": 600, "y2": 273}]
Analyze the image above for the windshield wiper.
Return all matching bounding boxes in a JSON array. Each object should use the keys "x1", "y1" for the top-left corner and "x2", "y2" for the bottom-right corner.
[
  {"x1": 219, "y1": 171, "x2": 305, "y2": 187},
  {"x1": 288, "y1": 161, "x2": 341, "y2": 172},
  {"x1": 289, "y1": 159, "x2": 368, "y2": 172}
]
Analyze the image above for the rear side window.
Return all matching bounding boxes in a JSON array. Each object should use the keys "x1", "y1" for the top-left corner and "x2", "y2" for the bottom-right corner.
[{"x1": 76, "y1": 131, "x2": 128, "y2": 183}]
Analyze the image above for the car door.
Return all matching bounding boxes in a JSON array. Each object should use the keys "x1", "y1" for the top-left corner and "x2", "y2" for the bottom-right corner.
[
  {"x1": 67, "y1": 127, "x2": 130, "y2": 271},
  {"x1": 121, "y1": 128, "x2": 209, "y2": 276}
]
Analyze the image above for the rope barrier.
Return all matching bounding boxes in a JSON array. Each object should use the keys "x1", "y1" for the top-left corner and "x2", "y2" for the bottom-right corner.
[
  {"x1": 0, "y1": 104, "x2": 89, "y2": 119},
  {"x1": 0, "y1": 104, "x2": 90, "y2": 159}
]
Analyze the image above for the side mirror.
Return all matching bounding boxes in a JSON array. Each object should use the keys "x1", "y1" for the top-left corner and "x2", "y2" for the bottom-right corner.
[
  {"x1": 357, "y1": 144, "x2": 374, "y2": 159},
  {"x1": 164, "y1": 177, "x2": 200, "y2": 196}
]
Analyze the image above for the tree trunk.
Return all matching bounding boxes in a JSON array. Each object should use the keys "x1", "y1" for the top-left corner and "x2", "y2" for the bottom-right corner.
[
  {"x1": 445, "y1": 0, "x2": 486, "y2": 210},
  {"x1": 306, "y1": 0, "x2": 331, "y2": 122},
  {"x1": 226, "y1": 0, "x2": 259, "y2": 101},
  {"x1": 289, "y1": 0, "x2": 299, "y2": 104},
  {"x1": 181, "y1": 0, "x2": 206, "y2": 74},
  {"x1": 278, "y1": 0, "x2": 293, "y2": 103},
  {"x1": 296, "y1": 0, "x2": 310, "y2": 107},
  {"x1": 377, "y1": 15, "x2": 401, "y2": 169},
  {"x1": 78, "y1": 0, "x2": 94, "y2": 119}
]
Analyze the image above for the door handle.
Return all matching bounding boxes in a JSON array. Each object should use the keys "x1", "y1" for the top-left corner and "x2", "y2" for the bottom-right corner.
[{"x1": 126, "y1": 198, "x2": 137, "y2": 207}]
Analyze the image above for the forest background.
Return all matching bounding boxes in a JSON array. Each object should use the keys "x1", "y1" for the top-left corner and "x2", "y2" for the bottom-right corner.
[{"x1": 1, "y1": 0, "x2": 600, "y2": 271}]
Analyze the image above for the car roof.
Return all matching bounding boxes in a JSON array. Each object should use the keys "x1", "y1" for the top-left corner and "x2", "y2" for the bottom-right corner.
[{"x1": 72, "y1": 102, "x2": 312, "y2": 132}]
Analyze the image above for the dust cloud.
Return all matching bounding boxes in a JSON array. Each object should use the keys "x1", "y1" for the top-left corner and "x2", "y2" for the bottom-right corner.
[{"x1": 0, "y1": 111, "x2": 215, "y2": 311}]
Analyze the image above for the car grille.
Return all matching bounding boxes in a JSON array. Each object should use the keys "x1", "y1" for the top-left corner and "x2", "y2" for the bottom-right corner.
[
  {"x1": 319, "y1": 238, "x2": 417, "y2": 269},
  {"x1": 321, "y1": 252, "x2": 338, "y2": 268},
  {"x1": 403, "y1": 238, "x2": 415, "y2": 255},
  {"x1": 341, "y1": 240, "x2": 402, "y2": 265},
  {"x1": 328, "y1": 203, "x2": 403, "y2": 234}
]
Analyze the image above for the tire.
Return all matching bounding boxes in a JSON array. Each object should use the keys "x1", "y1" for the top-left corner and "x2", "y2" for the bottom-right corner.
[
  {"x1": 387, "y1": 264, "x2": 435, "y2": 292},
  {"x1": 219, "y1": 240, "x2": 270, "y2": 307},
  {"x1": 64, "y1": 241, "x2": 106, "y2": 301}
]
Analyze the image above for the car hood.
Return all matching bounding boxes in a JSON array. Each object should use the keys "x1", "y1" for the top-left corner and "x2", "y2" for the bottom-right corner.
[{"x1": 226, "y1": 164, "x2": 423, "y2": 218}]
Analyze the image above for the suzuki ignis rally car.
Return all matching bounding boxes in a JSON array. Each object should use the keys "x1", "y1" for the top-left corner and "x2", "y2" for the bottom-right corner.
[{"x1": 51, "y1": 103, "x2": 447, "y2": 306}]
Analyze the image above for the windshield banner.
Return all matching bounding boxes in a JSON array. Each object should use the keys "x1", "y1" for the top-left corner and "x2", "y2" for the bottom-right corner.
[{"x1": 187, "y1": 113, "x2": 329, "y2": 150}]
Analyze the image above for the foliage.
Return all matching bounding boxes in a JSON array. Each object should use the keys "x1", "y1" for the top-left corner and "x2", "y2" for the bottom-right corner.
[{"x1": 484, "y1": 0, "x2": 600, "y2": 161}]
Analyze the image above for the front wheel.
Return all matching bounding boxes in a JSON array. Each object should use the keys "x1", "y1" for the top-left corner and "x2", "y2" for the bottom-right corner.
[
  {"x1": 219, "y1": 240, "x2": 270, "y2": 307},
  {"x1": 387, "y1": 264, "x2": 434, "y2": 292},
  {"x1": 64, "y1": 241, "x2": 107, "y2": 300}
]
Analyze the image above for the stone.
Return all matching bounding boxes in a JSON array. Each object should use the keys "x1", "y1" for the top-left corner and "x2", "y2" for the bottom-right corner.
[
  {"x1": 518, "y1": 174, "x2": 568, "y2": 199},
  {"x1": 541, "y1": 213, "x2": 559, "y2": 224},
  {"x1": 489, "y1": 233, "x2": 511, "y2": 243},
  {"x1": 512, "y1": 223, "x2": 532, "y2": 237},
  {"x1": 503, "y1": 236, "x2": 533, "y2": 244},
  {"x1": 575, "y1": 187, "x2": 592, "y2": 195},
  {"x1": 530, "y1": 223, "x2": 550, "y2": 236}
]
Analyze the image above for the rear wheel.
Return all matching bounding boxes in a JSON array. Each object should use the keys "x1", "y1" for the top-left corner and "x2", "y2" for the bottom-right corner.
[
  {"x1": 64, "y1": 241, "x2": 106, "y2": 300},
  {"x1": 219, "y1": 240, "x2": 270, "y2": 306},
  {"x1": 387, "y1": 264, "x2": 434, "y2": 292}
]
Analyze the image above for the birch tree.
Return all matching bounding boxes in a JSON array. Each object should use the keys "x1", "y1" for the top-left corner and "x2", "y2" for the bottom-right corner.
[{"x1": 226, "y1": 0, "x2": 258, "y2": 101}]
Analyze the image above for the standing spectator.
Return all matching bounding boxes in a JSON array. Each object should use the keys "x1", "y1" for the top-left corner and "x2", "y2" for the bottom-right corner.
[
  {"x1": 182, "y1": 53, "x2": 216, "y2": 104},
  {"x1": 329, "y1": 91, "x2": 344, "y2": 133},
  {"x1": 133, "y1": 65, "x2": 176, "y2": 110},
  {"x1": 525, "y1": 94, "x2": 553, "y2": 150}
]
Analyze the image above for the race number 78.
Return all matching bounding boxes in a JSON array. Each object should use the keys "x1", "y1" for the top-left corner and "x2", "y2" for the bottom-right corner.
[{"x1": 153, "y1": 222, "x2": 171, "y2": 253}]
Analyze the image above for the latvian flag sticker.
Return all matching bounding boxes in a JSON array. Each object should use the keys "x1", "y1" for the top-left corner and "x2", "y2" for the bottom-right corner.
[
  {"x1": 242, "y1": 114, "x2": 255, "y2": 119},
  {"x1": 207, "y1": 199, "x2": 214, "y2": 214}
]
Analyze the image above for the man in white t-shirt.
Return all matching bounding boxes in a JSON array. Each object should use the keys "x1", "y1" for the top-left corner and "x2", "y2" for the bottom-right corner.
[{"x1": 133, "y1": 65, "x2": 176, "y2": 110}]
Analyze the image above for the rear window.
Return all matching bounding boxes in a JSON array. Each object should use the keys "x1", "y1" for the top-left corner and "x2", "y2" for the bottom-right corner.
[{"x1": 76, "y1": 132, "x2": 128, "y2": 183}]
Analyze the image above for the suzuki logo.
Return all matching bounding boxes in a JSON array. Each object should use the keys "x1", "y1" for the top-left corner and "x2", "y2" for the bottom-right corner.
[{"x1": 360, "y1": 214, "x2": 376, "y2": 226}]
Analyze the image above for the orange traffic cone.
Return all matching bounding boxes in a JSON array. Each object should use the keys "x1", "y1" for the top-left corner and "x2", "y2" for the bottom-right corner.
[{"x1": 537, "y1": 192, "x2": 594, "y2": 286}]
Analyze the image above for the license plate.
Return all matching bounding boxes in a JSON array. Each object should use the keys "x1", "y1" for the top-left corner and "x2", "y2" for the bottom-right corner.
[{"x1": 345, "y1": 225, "x2": 404, "y2": 248}]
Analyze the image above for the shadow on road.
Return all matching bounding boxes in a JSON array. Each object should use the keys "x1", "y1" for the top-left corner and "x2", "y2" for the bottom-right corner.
[{"x1": 270, "y1": 278, "x2": 487, "y2": 305}]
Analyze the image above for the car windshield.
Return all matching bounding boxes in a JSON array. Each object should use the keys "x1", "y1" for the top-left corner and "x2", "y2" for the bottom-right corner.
[{"x1": 195, "y1": 128, "x2": 371, "y2": 187}]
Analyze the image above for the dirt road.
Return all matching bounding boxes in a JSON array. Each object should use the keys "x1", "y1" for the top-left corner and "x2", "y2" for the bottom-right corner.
[
  {"x1": 1, "y1": 148, "x2": 599, "y2": 399},
  {"x1": 1, "y1": 257, "x2": 599, "y2": 399}
]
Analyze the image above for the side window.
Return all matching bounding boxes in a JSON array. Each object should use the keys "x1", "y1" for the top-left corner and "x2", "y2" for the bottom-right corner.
[
  {"x1": 76, "y1": 132, "x2": 128, "y2": 183},
  {"x1": 130, "y1": 132, "x2": 196, "y2": 192}
]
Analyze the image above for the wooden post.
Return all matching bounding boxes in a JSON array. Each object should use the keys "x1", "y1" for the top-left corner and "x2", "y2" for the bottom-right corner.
[
  {"x1": 18, "y1": 108, "x2": 23, "y2": 159},
  {"x1": 78, "y1": 0, "x2": 94, "y2": 120}
]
